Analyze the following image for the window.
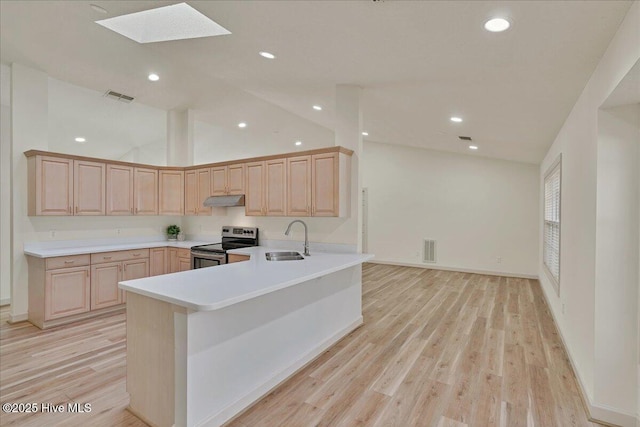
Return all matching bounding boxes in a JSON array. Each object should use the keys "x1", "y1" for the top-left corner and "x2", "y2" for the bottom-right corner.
[{"x1": 543, "y1": 156, "x2": 561, "y2": 290}]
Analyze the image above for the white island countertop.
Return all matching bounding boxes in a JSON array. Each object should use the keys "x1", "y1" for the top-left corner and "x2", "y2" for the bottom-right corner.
[{"x1": 119, "y1": 246, "x2": 373, "y2": 312}]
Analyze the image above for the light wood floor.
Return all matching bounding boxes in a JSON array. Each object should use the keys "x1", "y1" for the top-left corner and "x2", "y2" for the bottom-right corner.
[{"x1": 0, "y1": 264, "x2": 600, "y2": 427}]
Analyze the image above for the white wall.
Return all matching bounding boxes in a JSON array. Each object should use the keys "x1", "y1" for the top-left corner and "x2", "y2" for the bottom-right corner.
[
  {"x1": 595, "y1": 104, "x2": 639, "y2": 415},
  {"x1": 0, "y1": 63, "x2": 11, "y2": 305},
  {"x1": 362, "y1": 141, "x2": 539, "y2": 277},
  {"x1": 7, "y1": 63, "x2": 178, "y2": 321},
  {"x1": 538, "y1": 3, "x2": 640, "y2": 425}
]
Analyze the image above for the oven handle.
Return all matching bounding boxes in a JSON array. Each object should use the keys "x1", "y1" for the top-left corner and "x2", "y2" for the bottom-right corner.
[{"x1": 191, "y1": 250, "x2": 226, "y2": 257}]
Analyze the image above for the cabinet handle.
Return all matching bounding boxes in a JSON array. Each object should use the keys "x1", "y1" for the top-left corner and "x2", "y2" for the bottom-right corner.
[
  {"x1": 64, "y1": 260, "x2": 75, "y2": 264},
  {"x1": 130, "y1": 208, "x2": 133, "y2": 214},
  {"x1": 307, "y1": 205, "x2": 310, "y2": 213},
  {"x1": 119, "y1": 265, "x2": 122, "y2": 272},
  {"x1": 68, "y1": 206, "x2": 72, "y2": 214},
  {"x1": 312, "y1": 205, "x2": 316, "y2": 215},
  {"x1": 124, "y1": 264, "x2": 127, "y2": 271},
  {"x1": 133, "y1": 253, "x2": 141, "y2": 257},
  {"x1": 103, "y1": 256, "x2": 112, "y2": 260},
  {"x1": 75, "y1": 206, "x2": 78, "y2": 214},
  {"x1": 86, "y1": 269, "x2": 89, "y2": 277},
  {"x1": 135, "y1": 208, "x2": 138, "y2": 214}
]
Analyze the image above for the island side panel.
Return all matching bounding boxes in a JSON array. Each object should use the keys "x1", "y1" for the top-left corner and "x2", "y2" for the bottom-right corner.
[
  {"x1": 185, "y1": 265, "x2": 363, "y2": 426},
  {"x1": 126, "y1": 292, "x2": 186, "y2": 427}
]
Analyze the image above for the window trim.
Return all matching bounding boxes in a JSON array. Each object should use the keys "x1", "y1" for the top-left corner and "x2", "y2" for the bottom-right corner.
[{"x1": 543, "y1": 154, "x2": 562, "y2": 295}]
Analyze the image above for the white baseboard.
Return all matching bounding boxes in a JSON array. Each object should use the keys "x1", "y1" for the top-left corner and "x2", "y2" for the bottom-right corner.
[
  {"x1": 368, "y1": 259, "x2": 538, "y2": 280},
  {"x1": 205, "y1": 317, "x2": 364, "y2": 427},
  {"x1": 538, "y1": 281, "x2": 635, "y2": 427},
  {"x1": 0, "y1": 298, "x2": 11, "y2": 307},
  {"x1": 8, "y1": 312, "x2": 28, "y2": 323}
]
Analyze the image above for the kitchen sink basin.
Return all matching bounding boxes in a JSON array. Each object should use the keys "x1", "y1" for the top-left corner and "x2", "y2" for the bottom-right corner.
[{"x1": 265, "y1": 251, "x2": 305, "y2": 261}]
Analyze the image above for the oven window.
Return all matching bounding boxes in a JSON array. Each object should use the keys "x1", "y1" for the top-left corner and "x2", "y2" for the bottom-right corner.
[{"x1": 193, "y1": 257, "x2": 223, "y2": 269}]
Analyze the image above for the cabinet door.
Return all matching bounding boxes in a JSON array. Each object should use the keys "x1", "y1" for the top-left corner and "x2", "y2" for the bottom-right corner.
[
  {"x1": 168, "y1": 248, "x2": 179, "y2": 273},
  {"x1": 74, "y1": 160, "x2": 105, "y2": 215},
  {"x1": 45, "y1": 266, "x2": 91, "y2": 320},
  {"x1": 287, "y1": 156, "x2": 311, "y2": 217},
  {"x1": 159, "y1": 170, "x2": 184, "y2": 216},
  {"x1": 106, "y1": 164, "x2": 134, "y2": 215},
  {"x1": 149, "y1": 247, "x2": 167, "y2": 276},
  {"x1": 227, "y1": 164, "x2": 245, "y2": 195},
  {"x1": 90, "y1": 262, "x2": 122, "y2": 310},
  {"x1": 312, "y1": 153, "x2": 339, "y2": 217},
  {"x1": 184, "y1": 170, "x2": 197, "y2": 216},
  {"x1": 178, "y1": 257, "x2": 191, "y2": 272},
  {"x1": 36, "y1": 156, "x2": 73, "y2": 216},
  {"x1": 196, "y1": 168, "x2": 212, "y2": 215},
  {"x1": 245, "y1": 161, "x2": 265, "y2": 216},
  {"x1": 211, "y1": 166, "x2": 227, "y2": 196},
  {"x1": 122, "y1": 258, "x2": 149, "y2": 303},
  {"x1": 134, "y1": 167, "x2": 158, "y2": 215},
  {"x1": 265, "y1": 159, "x2": 286, "y2": 216}
]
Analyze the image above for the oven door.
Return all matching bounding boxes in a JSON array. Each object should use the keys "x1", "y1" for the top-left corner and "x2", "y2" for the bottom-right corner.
[{"x1": 191, "y1": 251, "x2": 227, "y2": 269}]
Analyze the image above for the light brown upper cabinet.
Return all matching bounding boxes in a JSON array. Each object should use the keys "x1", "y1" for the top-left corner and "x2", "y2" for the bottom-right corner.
[
  {"x1": 28, "y1": 155, "x2": 73, "y2": 216},
  {"x1": 265, "y1": 159, "x2": 287, "y2": 216},
  {"x1": 211, "y1": 164, "x2": 245, "y2": 196},
  {"x1": 185, "y1": 168, "x2": 212, "y2": 216},
  {"x1": 106, "y1": 164, "x2": 134, "y2": 215},
  {"x1": 287, "y1": 156, "x2": 312, "y2": 217},
  {"x1": 245, "y1": 161, "x2": 266, "y2": 216},
  {"x1": 159, "y1": 170, "x2": 184, "y2": 216},
  {"x1": 312, "y1": 152, "x2": 350, "y2": 217},
  {"x1": 73, "y1": 160, "x2": 106, "y2": 215},
  {"x1": 25, "y1": 147, "x2": 352, "y2": 218},
  {"x1": 133, "y1": 167, "x2": 158, "y2": 215}
]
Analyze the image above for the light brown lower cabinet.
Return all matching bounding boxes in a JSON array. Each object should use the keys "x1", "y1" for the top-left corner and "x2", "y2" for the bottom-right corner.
[
  {"x1": 28, "y1": 249, "x2": 149, "y2": 329},
  {"x1": 45, "y1": 266, "x2": 91, "y2": 320},
  {"x1": 169, "y1": 248, "x2": 191, "y2": 273},
  {"x1": 150, "y1": 247, "x2": 168, "y2": 276},
  {"x1": 228, "y1": 254, "x2": 250, "y2": 263}
]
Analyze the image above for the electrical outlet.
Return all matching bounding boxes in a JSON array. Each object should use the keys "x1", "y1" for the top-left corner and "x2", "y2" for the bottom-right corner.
[
  {"x1": 562, "y1": 303, "x2": 565, "y2": 314},
  {"x1": 415, "y1": 251, "x2": 420, "y2": 258},
  {"x1": 50, "y1": 230, "x2": 56, "y2": 238},
  {"x1": 116, "y1": 229, "x2": 121, "y2": 235},
  {"x1": 496, "y1": 256, "x2": 502, "y2": 263}
]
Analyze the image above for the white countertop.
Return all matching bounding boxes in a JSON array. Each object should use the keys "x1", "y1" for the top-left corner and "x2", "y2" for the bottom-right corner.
[
  {"x1": 119, "y1": 246, "x2": 374, "y2": 312},
  {"x1": 24, "y1": 239, "x2": 211, "y2": 258}
]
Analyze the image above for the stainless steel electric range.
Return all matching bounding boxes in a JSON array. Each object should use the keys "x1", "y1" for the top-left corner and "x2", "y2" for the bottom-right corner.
[{"x1": 190, "y1": 226, "x2": 259, "y2": 269}]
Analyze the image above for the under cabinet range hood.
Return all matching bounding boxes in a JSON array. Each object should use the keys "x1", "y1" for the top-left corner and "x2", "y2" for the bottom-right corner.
[{"x1": 203, "y1": 195, "x2": 245, "y2": 207}]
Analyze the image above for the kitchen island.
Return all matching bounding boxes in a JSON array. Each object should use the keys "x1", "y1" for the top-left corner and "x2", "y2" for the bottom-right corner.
[{"x1": 119, "y1": 247, "x2": 373, "y2": 427}]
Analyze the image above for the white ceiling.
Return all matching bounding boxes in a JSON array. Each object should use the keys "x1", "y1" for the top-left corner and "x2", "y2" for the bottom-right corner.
[{"x1": 0, "y1": 0, "x2": 633, "y2": 164}]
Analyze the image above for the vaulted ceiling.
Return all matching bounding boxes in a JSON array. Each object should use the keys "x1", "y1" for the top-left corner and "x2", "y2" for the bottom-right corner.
[{"x1": 0, "y1": 0, "x2": 633, "y2": 164}]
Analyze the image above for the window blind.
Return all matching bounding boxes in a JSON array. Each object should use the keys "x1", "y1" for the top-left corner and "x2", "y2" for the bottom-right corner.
[{"x1": 543, "y1": 159, "x2": 561, "y2": 285}]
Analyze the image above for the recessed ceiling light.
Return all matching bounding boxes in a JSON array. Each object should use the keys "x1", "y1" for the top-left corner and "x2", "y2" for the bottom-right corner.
[
  {"x1": 75, "y1": 137, "x2": 86, "y2": 143},
  {"x1": 450, "y1": 117, "x2": 463, "y2": 123},
  {"x1": 148, "y1": 73, "x2": 159, "y2": 81},
  {"x1": 484, "y1": 17, "x2": 511, "y2": 32},
  {"x1": 238, "y1": 122, "x2": 247, "y2": 128},
  {"x1": 259, "y1": 51, "x2": 276, "y2": 59},
  {"x1": 90, "y1": 4, "x2": 108, "y2": 14},
  {"x1": 469, "y1": 145, "x2": 479, "y2": 150},
  {"x1": 362, "y1": 132, "x2": 369, "y2": 136},
  {"x1": 312, "y1": 105, "x2": 322, "y2": 111},
  {"x1": 295, "y1": 141, "x2": 302, "y2": 146},
  {"x1": 96, "y1": 2, "x2": 231, "y2": 44}
]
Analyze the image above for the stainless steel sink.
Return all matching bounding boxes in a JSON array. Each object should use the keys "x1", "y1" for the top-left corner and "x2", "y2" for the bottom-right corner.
[{"x1": 265, "y1": 251, "x2": 305, "y2": 261}]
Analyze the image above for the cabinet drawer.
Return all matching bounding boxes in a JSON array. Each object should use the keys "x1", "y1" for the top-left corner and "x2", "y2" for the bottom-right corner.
[
  {"x1": 176, "y1": 248, "x2": 191, "y2": 259},
  {"x1": 228, "y1": 254, "x2": 250, "y2": 263},
  {"x1": 91, "y1": 248, "x2": 150, "y2": 264},
  {"x1": 46, "y1": 254, "x2": 91, "y2": 270}
]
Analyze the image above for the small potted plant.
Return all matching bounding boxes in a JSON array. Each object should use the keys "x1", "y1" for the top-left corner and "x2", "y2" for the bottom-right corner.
[{"x1": 167, "y1": 224, "x2": 181, "y2": 241}]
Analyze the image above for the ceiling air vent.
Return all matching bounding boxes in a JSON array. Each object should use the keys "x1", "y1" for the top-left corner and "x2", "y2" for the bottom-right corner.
[
  {"x1": 104, "y1": 90, "x2": 135, "y2": 103},
  {"x1": 458, "y1": 136, "x2": 472, "y2": 141}
]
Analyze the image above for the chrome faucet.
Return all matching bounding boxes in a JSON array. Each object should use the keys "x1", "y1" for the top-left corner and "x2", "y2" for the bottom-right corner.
[{"x1": 285, "y1": 220, "x2": 310, "y2": 256}]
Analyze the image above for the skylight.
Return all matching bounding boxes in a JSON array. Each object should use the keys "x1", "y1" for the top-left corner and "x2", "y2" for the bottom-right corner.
[{"x1": 96, "y1": 3, "x2": 231, "y2": 44}]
